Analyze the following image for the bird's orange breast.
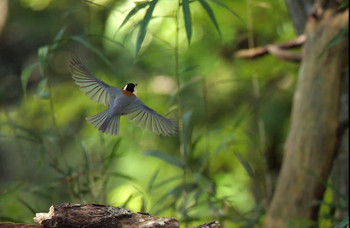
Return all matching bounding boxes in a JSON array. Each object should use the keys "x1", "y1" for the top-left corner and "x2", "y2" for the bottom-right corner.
[{"x1": 122, "y1": 90, "x2": 136, "y2": 97}]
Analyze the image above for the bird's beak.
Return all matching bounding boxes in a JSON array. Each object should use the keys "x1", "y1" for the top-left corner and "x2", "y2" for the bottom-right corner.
[{"x1": 135, "y1": 83, "x2": 138, "y2": 87}]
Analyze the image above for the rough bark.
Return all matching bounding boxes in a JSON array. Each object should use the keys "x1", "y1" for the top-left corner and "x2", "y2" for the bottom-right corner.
[
  {"x1": 33, "y1": 204, "x2": 180, "y2": 228},
  {"x1": 0, "y1": 223, "x2": 41, "y2": 228},
  {"x1": 331, "y1": 72, "x2": 349, "y2": 219},
  {"x1": 264, "y1": 1, "x2": 349, "y2": 227},
  {"x1": 28, "y1": 203, "x2": 220, "y2": 228}
]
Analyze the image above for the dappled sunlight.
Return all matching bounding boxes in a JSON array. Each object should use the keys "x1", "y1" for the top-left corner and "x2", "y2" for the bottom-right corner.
[{"x1": 21, "y1": 0, "x2": 51, "y2": 11}]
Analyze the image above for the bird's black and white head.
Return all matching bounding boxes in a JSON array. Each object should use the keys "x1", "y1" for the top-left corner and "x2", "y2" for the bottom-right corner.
[{"x1": 123, "y1": 83, "x2": 137, "y2": 95}]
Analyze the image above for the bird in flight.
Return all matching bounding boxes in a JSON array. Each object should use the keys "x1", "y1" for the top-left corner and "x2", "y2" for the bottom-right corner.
[{"x1": 70, "y1": 57, "x2": 177, "y2": 136}]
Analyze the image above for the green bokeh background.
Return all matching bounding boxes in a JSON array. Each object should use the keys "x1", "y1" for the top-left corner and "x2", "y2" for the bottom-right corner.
[{"x1": 0, "y1": 0, "x2": 301, "y2": 227}]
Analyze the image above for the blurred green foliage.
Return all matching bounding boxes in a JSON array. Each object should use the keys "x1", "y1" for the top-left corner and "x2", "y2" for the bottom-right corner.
[{"x1": 1, "y1": 0, "x2": 343, "y2": 227}]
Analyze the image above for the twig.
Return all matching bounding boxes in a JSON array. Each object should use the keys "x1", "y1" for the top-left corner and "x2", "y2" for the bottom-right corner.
[{"x1": 234, "y1": 34, "x2": 306, "y2": 63}]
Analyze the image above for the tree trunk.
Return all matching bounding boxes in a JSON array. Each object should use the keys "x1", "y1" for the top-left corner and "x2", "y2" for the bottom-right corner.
[
  {"x1": 264, "y1": 1, "x2": 349, "y2": 227},
  {"x1": 331, "y1": 72, "x2": 349, "y2": 219}
]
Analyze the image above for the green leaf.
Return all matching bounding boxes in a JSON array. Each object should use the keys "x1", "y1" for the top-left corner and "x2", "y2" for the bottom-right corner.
[
  {"x1": 207, "y1": 0, "x2": 244, "y2": 23},
  {"x1": 182, "y1": 0, "x2": 192, "y2": 45},
  {"x1": 118, "y1": 2, "x2": 150, "y2": 31},
  {"x1": 121, "y1": 194, "x2": 135, "y2": 208},
  {"x1": 152, "y1": 175, "x2": 182, "y2": 190},
  {"x1": 135, "y1": 0, "x2": 158, "y2": 55},
  {"x1": 108, "y1": 172, "x2": 135, "y2": 181},
  {"x1": 215, "y1": 133, "x2": 235, "y2": 154},
  {"x1": 35, "y1": 78, "x2": 48, "y2": 99},
  {"x1": 235, "y1": 152, "x2": 254, "y2": 177},
  {"x1": 320, "y1": 26, "x2": 349, "y2": 57},
  {"x1": 70, "y1": 36, "x2": 114, "y2": 69},
  {"x1": 198, "y1": 0, "x2": 221, "y2": 38},
  {"x1": 51, "y1": 26, "x2": 67, "y2": 51},
  {"x1": 179, "y1": 65, "x2": 198, "y2": 75},
  {"x1": 339, "y1": 0, "x2": 348, "y2": 10},
  {"x1": 182, "y1": 111, "x2": 192, "y2": 158},
  {"x1": 36, "y1": 145, "x2": 46, "y2": 171},
  {"x1": 38, "y1": 46, "x2": 49, "y2": 75},
  {"x1": 193, "y1": 172, "x2": 214, "y2": 193},
  {"x1": 102, "y1": 138, "x2": 122, "y2": 173},
  {"x1": 147, "y1": 168, "x2": 160, "y2": 192},
  {"x1": 335, "y1": 217, "x2": 349, "y2": 228},
  {"x1": 242, "y1": 202, "x2": 264, "y2": 228},
  {"x1": 182, "y1": 111, "x2": 192, "y2": 147},
  {"x1": 145, "y1": 150, "x2": 187, "y2": 170},
  {"x1": 20, "y1": 63, "x2": 37, "y2": 98},
  {"x1": 81, "y1": 143, "x2": 91, "y2": 171},
  {"x1": 169, "y1": 77, "x2": 201, "y2": 104},
  {"x1": 190, "y1": 135, "x2": 203, "y2": 154}
]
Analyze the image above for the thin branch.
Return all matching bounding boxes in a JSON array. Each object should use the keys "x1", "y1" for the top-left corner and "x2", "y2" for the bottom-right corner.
[{"x1": 234, "y1": 34, "x2": 306, "y2": 63}]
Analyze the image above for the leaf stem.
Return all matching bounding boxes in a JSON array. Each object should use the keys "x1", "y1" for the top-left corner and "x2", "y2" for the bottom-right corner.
[{"x1": 175, "y1": 0, "x2": 188, "y2": 224}]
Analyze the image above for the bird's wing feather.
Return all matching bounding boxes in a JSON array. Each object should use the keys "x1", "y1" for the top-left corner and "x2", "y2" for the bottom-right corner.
[
  {"x1": 70, "y1": 57, "x2": 121, "y2": 105},
  {"x1": 124, "y1": 98, "x2": 177, "y2": 136}
]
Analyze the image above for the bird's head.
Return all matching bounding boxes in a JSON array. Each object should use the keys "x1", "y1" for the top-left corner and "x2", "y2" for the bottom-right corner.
[{"x1": 122, "y1": 83, "x2": 138, "y2": 95}]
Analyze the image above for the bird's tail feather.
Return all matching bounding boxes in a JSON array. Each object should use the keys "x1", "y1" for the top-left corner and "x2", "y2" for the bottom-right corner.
[{"x1": 86, "y1": 109, "x2": 120, "y2": 136}]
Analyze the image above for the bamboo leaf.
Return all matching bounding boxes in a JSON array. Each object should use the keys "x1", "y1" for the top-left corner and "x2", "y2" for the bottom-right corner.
[
  {"x1": 36, "y1": 145, "x2": 46, "y2": 171},
  {"x1": 182, "y1": 111, "x2": 192, "y2": 136},
  {"x1": 35, "y1": 78, "x2": 48, "y2": 99},
  {"x1": 152, "y1": 175, "x2": 182, "y2": 189},
  {"x1": 38, "y1": 46, "x2": 49, "y2": 75},
  {"x1": 182, "y1": 111, "x2": 192, "y2": 158},
  {"x1": 193, "y1": 172, "x2": 214, "y2": 193},
  {"x1": 320, "y1": 26, "x2": 349, "y2": 57},
  {"x1": 169, "y1": 77, "x2": 201, "y2": 104},
  {"x1": 235, "y1": 152, "x2": 254, "y2": 177},
  {"x1": 215, "y1": 133, "x2": 235, "y2": 154},
  {"x1": 179, "y1": 65, "x2": 198, "y2": 75},
  {"x1": 190, "y1": 135, "x2": 203, "y2": 153},
  {"x1": 339, "y1": 0, "x2": 348, "y2": 10},
  {"x1": 145, "y1": 150, "x2": 187, "y2": 170},
  {"x1": 135, "y1": 0, "x2": 158, "y2": 55},
  {"x1": 118, "y1": 2, "x2": 150, "y2": 31},
  {"x1": 108, "y1": 172, "x2": 135, "y2": 181},
  {"x1": 81, "y1": 143, "x2": 91, "y2": 171},
  {"x1": 1, "y1": 121, "x2": 43, "y2": 144},
  {"x1": 207, "y1": 0, "x2": 244, "y2": 23},
  {"x1": 335, "y1": 217, "x2": 349, "y2": 228},
  {"x1": 51, "y1": 26, "x2": 67, "y2": 51},
  {"x1": 70, "y1": 36, "x2": 114, "y2": 69},
  {"x1": 198, "y1": 0, "x2": 221, "y2": 37},
  {"x1": 147, "y1": 168, "x2": 160, "y2": 192},
  {"x1": 182, "y1": 0, "x2": 192, "y2": 44},
  {"x1": 121, "y1": 194, "x2": 134, "y2": 208},
  {"x1": 18, "y1": 198, "x2": 37, "y2": 214},
  {"x1": 20, "y1": 63, "x2": 37, "y2": 98},
  {"x1": 102, "y1": 138, "x2": 122, "y2": 173}
]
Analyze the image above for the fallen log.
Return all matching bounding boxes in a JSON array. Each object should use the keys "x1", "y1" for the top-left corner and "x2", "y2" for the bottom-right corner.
[{"x1": 0, "y1": 203, "x2": 220, "y2": 227}]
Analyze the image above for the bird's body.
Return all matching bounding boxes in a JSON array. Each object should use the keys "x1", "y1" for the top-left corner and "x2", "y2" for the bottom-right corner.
[{"x1": 69, "y1": 57, "x2": 177, "y2": 136}]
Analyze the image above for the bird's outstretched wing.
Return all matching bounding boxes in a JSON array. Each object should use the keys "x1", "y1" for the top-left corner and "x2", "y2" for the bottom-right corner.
[
  {"x1": 124, "y1": 98, "x2": 177, "y2": 136},
  {"x1": 70, "y1": 57, "x2": 121, "y2": 105}
]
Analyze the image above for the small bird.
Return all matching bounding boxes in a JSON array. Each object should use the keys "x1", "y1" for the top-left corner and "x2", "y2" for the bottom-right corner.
[{"x1": 69, "y1": 57, "x2": 177, "y2": 136}]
